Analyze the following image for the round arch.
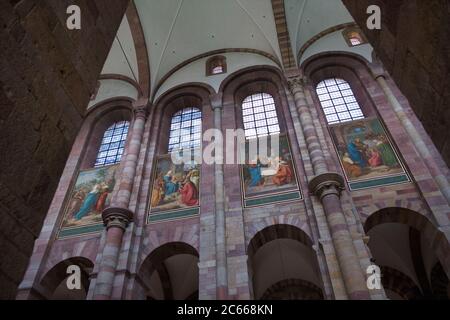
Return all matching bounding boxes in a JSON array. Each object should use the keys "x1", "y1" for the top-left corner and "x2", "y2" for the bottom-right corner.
[
  {"x1": 150, "y1": 83, "x2": 215, "y2": 156},
  {"x1": 301, "y1": 52, "x2": 378, "y2": 119},
  {"x1": 80, "y1": 98, "x2": 133, "y2": 169},
  {"x1": 39, "y1": 257, "x2": 94, "y2": 300},
  {"x1": 364, "y1": 207, "x2": 450, "y2": 299},
  {"x1": 247, "y1": 224, "x2": 324, "y2": 300},
  {"x1": 137, "y1": 242, "x2": 199, "y2": 300}
]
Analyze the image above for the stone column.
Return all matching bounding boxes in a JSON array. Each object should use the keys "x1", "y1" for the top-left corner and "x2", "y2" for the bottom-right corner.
[
  {"x1": 210, "y1": 94, "x2": 228, "y2": 299},
  {"x1": 288, "y1": 77, "x2": 328, "y2": 175},
  {"x1": 93, "y1": 208, "x2": 133, "y2": 300},
  {"x1": 288, "y1": 75, "x2": 370, "y2": 299},
  {"x1": 309, "y1": 174, "x2": 370, "y2": 299},
  {"x1": 111, "y1": 104, "x2": 148, "y2": 208},
  {"x1": 93, "y1": 102, "x2": 148, "y2": 300},
  {"x1": 375, "y1": 74, "x2": 450, "y2": 204}
]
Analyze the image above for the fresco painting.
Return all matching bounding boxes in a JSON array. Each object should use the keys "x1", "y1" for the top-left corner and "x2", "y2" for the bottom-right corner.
[
  {"x1": 59, "y1": 164, "x2": 119, "y2": 237},
  {"x1": 149, "y1": 155, "x2": 201, "y2": 214},
  {"x1": 241, "y1": 134, "x2": 300, "y2": 204},
  {"x1": 329, "y1": 118, "x2": 409, "y2": 189}
]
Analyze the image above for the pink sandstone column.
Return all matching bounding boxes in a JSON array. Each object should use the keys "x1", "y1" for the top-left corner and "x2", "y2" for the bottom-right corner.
[
  {"x1": 288, "y1": 76, "x2": 328, "y2": 175},
  {"x1": 210, "y1": 94, "x2": 228, "y2": 299},
  {"x1": 93, "y1": 103, "x2": 148, "y2": 300},
  {"x1": 288, "y1": 75, "x2": 370, "y2": 299}
]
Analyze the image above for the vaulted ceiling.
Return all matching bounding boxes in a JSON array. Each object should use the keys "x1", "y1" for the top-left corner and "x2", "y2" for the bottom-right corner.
[
  {"x1": 284, "y1": 0, "x2": 355, "y2": 62},
  {"x1": 94, "y1": 0, "x2": 371, "y2": 105},
  {"x1": 135, "y1": 0, "x2": 282, "y2": 90}
]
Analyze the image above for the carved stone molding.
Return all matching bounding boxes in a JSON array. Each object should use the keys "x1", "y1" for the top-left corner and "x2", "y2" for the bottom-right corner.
[
  {"x1": 287, "y1": 76, "x2": 303, "y2": 93},
  {"x1": 102, "y1": 207, "x2": 134, "y2": 231},
  {"x1": 309, "y1": 172, "x2": 346, "y2": 200},
  {"x1": 287, "y1": 75, "x2": 312, "y2": 93}
]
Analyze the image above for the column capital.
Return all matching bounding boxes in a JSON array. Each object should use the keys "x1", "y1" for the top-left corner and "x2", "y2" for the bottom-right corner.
[
  {"x1": 287, "y1": 75, "x2": 311, "y2": 92},
  {"x1": 132, "y1": 98, "x2": 150, "y2": 120},
  {"x1": 309, "y1": 172, "x2": 346, "y2": 200},
  {"x1": 133, "y1": 106, "x2": 149, "y2": 120},
  {"x1": 210, "y1": 93, "x2": 223, "y2": 110},
  {"x1": 102, "y1": 207, "x2": 134, "y2": 231}
]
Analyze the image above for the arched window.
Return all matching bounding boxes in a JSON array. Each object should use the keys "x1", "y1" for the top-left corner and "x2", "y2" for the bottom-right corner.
[
  {"x1": 206, "y1": 56, "x2": 227, "y2": 76},
  {"x1": 94, "y1": 121, "x2": 130, "y2": 167},
  {"x1": 168, "y1": 108, "x2": 202, "y2": 152},
  {"x1": 316, "y1": 78, "x2": 364, "y2": 125},
  {"x1": 343, "y1": 27, "x2": 367, "y2": 47},
  {"x1": 242, "y1": 93, "x2": 280, "y2": 139},
  {"x1": 349, "y1": 34, "x2": 363, "y2": 46}
]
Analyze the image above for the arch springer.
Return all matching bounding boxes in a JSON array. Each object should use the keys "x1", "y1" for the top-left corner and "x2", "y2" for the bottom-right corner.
[
  {"x1": 287, "y1": 75, "x2": 312, "y2": 92},
  {"x1": 102, "y1": 207, "x2": 134, "y2": 231},
  {"x1": 309, "y1": 172, "x2": 346, "y2": 200},
  {"x1": 132, "y1": 98, "x2": 151, "y2": 120}
]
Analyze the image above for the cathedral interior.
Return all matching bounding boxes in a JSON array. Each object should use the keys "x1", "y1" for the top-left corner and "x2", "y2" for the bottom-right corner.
[{"x1": 0, "y1": 0, "x2": 449, "y2": 300}]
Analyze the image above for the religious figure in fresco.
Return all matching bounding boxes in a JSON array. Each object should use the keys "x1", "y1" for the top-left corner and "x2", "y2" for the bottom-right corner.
[
  {"x1": 149, "y1": 156, "x2": 201, "y2": 213},
  {"x1": 95, "y1": 184, "x2": 110, "y2": 213},
  {"x1": 241, "y1": 135, "x2": 299, "y2": 201},
  {"x1": 248, "y1": 160, "x2": 264, "y2": 187},
  {"x1": 67, "y1": 188, "x2": 88, "y2": 219},
  {"x1": 342, "y1": 153, "x2": 363, "y2": 178},
  {"x1": 60, "y1": 165, "x2": 118, "y2": 235},
  {"x1": 74, "y1": 184, "x2": 101, "y2": 220},
  {"x1": 347, "y1": 138, "x2": 367, "y2": 169},
  {"x1": 163, "y1": 171, "x2": 179, "y2": 196},
  {"x1": 368, "y1": 148, "x2": 382, "y2": 168},
  {"x1": 376, "y1": 135, "x2": 398, "y2": 167},
  {"x1": 151, "y1": 174, "x2": 165, "y2": 208},
  {"x1": 329, "y1": 118, "x2": 407, "y2": 187},
  {"x1": 272, "y1": 159, "x2": 294, "y2": 186},
  {"x1": 179, "y1": 172, "x2": 199, "y2": 207}
]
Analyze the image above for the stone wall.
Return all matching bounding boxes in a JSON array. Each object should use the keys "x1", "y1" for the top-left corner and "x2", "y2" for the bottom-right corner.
[
  {"x1": 0, "y1": 0, "x2": 129, "y2": 299},
  {"x1": 17, "y1": 61, "x2": 450, "y2": 300},
  {"x1": 342, "y1": 0, "x2": 450, "y2": 166}
]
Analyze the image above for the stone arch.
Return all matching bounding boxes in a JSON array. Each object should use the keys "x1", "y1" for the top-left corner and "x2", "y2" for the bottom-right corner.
[
  {"x1": 137, "y1": 242, "x2": 199, "y2": 300},
  {"x1": 302, "y1": 52, "x2": 378, "y2": 119},
  {"x1": 140, "y1": 223, "x2": 200, "y2": 264},
  {"x1": 247, "y1": 224, "x2": 323, "y2": 300},
  {"x1": 218, "y1": 65, "x2": 289, "y2": 133},
  {"x1": 364, "y1": 207, "x2": 450, "y2": 296},
  {"x1": 217, "y1": 65, "x2": 308, "y2": 190},
  {"x1": 246, "y1": 220, "x2": 312, "y2": 257},
  {"x1": 261, "y1": 279, "x2": 324, "y2": 300},
  {"x1": 358, "y1": 200, "x2": 431, "y2": 224},
  {"x1": 38, "y1": 257, "x2": 94, "y2": 300},
  {"x1": 151, "y1": 83, "x2": 216, "y2": 155},
  {"x1": 301, "y1": 51, "x2": 372, "y2": 75},
  {"x1": 380, "y1": 266, "x2": 423, "y2": 300},
  {"x1": 80, "y1": 98, "x2": 134, "y2": 169}
]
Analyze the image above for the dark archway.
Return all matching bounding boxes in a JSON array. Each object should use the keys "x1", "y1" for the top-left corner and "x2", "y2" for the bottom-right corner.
[
  {"x1": 247, "y1": 224, "x2": 324, "y2": 300},
  {"x1": 138, "y1": 242, "x2": 199, "y2": 300},
  {"x1": 39, "y1": 257, "x2": 94, "y2": 300},
  {"x1": 365, "y1": 208, "x2": 450, "y2": 300},
  {"x1": 261, "y1": 279, "x2": 324, "y2": 300}
]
